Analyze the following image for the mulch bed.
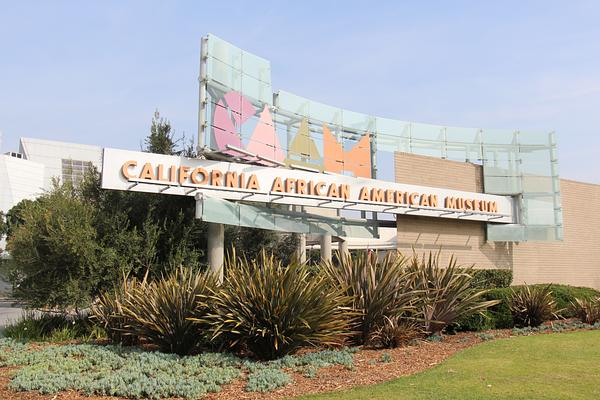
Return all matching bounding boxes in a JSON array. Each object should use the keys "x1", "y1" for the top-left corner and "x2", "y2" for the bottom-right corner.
[{"x1": 0, "y1": 326, "x2": 561, "y2": 400}]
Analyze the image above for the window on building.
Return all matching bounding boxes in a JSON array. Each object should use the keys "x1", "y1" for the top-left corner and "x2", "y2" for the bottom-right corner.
[{"x1": 61, "y1": 159, "x2": 93, "y2": 185}]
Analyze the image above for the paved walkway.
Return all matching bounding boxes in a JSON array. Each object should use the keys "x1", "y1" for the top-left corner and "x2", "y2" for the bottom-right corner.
[{"x1": 0, "y1": 299, "x2": 24, "y2": 330}]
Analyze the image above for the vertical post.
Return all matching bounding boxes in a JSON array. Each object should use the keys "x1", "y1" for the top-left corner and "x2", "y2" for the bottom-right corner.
[
  {"x1": 320, "y1": 234, "x2": 332, "y2": 262},
  {"x1": 197, "y1": 36, "x2": 208, "y2": 155},
  {"x1": 339, "y1": 237, "x2": 349, "y2": 257},
  {"x1": 207, "y1": 222, "x2": 224, "y2": 283},
  {"x1": 296, "y1": 233, "x2": 306, "y2": 264}
]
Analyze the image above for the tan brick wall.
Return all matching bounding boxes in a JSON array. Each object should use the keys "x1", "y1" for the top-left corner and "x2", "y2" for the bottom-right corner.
[
  {"x1": 393, "y1": 152, "x2": 484, "y2": 192},
  {"x1": 394, "y1": 152, "x2": 600, "y2": 289},
  {"x1": 513, "y1": 180, "x2": 600, "y2": 289}
]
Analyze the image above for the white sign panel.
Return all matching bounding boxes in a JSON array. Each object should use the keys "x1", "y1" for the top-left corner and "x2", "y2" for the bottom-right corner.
[{"x1": 101, "y1": 148, "x2": 516, "y2": 224}]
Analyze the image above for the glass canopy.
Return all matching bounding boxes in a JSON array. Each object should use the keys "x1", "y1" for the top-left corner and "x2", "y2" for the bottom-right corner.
[{"x1": 201, "y1": 34, "x2": 562, "y2": 242}]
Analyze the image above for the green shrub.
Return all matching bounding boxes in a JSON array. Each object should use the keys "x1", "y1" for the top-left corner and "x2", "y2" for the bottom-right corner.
[
  {"x1": 570, "y1": 297, "x2": 600, "y2": 324},
  {"x1": 115, "y1": 267, "x2": 217, "y2": 355},
  {"x1": 454, "y1": 285, "x2": 600, "y2": 331},
  {"x1": 407, "y1": 252, "x2": 500, "y2": 334},
  {"x1": 450, "y1": 311, "x2": 494, "y2": 332},
  {"x1": 206, "y1": 251, "x2": 349, "y2": 360},
  {"x1": 540, "y1": 284, "x2": 600, "y2": 317},
  {"x1": 321, "y1": 251, "x2": 414, "y2": 344},
  {"x1": 454, "y1": 287, "x2": 514, "y2": 331},
  {"x1": 469, "y1": 269, "x2": 513, "y2": 289},
  {"x1": 509, "y1": 284, "x2": 557, "y2": 327},
  {"x1": 482, "y1": 288, "x2": 514, "y2": 328},
  {"x1": 3, "y1": 311, "x2": 102, "y2": 342},
  {"x1": 6, "y1": 186, "x2": 111, "y2": 309}
]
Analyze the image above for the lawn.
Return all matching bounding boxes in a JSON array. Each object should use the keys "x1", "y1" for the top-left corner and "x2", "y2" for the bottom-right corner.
[{"x1": 300, "y1": 330, "x2": 600, "y2": 400}]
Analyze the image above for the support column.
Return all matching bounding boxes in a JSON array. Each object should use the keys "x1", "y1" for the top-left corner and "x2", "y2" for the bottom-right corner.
[
  {"x1": 320, "y1": 234, "x2": 332, "y2": 262},
  {"x1": 207, "y1": 223, "x2": 224, "y2": 283},
  {"x1": 296, "y1": 233, "x2": 306, "y2": 264},
  {"x1": 339, "y1": 238, "x2": 349, "y2": 258}
]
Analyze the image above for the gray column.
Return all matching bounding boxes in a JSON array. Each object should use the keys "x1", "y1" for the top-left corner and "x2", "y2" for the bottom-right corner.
[
  {"x1": 207, "y1": 222, "x2": 224, "y2": 283},
  {"x1": 320, "y1": 234, "x2": 332, "y2": 262},
  {"x1": 296, "y1": 233, "x2": 306, "y2": 264},
  {"x1": 339, "y1": 238, "x2": 349, "y2": 258}
]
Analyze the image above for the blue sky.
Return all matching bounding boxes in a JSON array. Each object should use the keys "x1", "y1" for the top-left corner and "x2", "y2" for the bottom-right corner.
[{"x1": 1, "y1": 0, "x2": 599, "y2": 183}]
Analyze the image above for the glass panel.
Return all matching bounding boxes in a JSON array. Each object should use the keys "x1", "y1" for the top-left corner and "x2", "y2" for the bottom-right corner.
[
  {"x1": 518, "y1": 130, "x2": 552, "y2": 146},
  {"x1": 375, "y1": 117, "x2": 410, "y2": 137},
  {"x1": 445, "y1": 127, "x2": 481, "y2": 145},
  {"x1": 276, "y1": 90, "x2": 311, "y2": 116},
  {"x1": 410, "y1": 138, "x2": 443, "y2": 158},
  {"x1": 487, "y1": 224, "x2": 525, "y2": 241},
  {"x1": 202, "y1": 34, "x2": 565, "y2": 243},
  {"x1": 207, "y1": 57, "x2": 242, "y2": 91},
  {"x1": 482, "y1": 175, "x2": 521, "y2": 194},
  {"x1": 523, "y1": 226, "x2": 558, "y2": 241},
  {"x1": 241, "y1": 74, "x2": 272, "y2": 104},
  {"x1": 207, "y1": 34, "x2": 242, "y2": 70},
  {"x1": 310, "y1": 100, "x2": 341, "y2": 126},
  {"x1": 241, "y1": 50, "x2": 271, "y2": 84},
  {"x1": 342, "y1": 109, "x2": 371, "y2": 133},
  {"x1": 523, "y1": 195, "x2": 556, "y2": 225},
  {"x1": 481, "y1": 128, "x2": 516, "y2": 145},
  {"x1": 522, "y1": 176, "x2": 554, "y2": 193}
]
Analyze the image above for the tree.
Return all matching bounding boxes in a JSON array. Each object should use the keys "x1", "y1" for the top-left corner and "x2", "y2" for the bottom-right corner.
[
  {"x1": 0, "y1": 211, "x2": 7, "y2": 237},
  {"x1": 7, "y1": 184, "x2": 114, "y2": 309},
  {"x1": 144, "y1": 110, "x2": 177, "y2": 155},
  {"x1": 3, "y1": 199, "x2": 34, "y2": 240},
  {"x1": 225, "y1": 227, "x2": 297, "y2": 266},
  {"x1": 4, "y1": 110, "x2": 294, "y2": 309}
]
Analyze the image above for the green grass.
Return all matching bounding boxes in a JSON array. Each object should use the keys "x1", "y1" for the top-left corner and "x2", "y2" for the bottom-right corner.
[{"x1": 300, "y1": 330, "x2": 600, "y2": 400}]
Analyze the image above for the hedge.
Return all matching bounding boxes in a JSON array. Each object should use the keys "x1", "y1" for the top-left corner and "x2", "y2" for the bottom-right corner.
[
  {"x1": 469, "y1": 269, "x2": 513, "y2": 289},
  {"x1": 453, "y1": 284, "x2": 600, "y2": 331}
]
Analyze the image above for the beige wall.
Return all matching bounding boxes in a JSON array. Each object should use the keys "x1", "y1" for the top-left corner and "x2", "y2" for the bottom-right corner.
[{"x1": 394, "y1": 152, "x2": 600, "y2": 289}]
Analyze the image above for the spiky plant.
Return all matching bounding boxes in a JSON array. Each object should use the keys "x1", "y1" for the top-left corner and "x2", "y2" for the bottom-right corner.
[
  {"x1": 408, "y1": 252, "x2": 500, "y2": 334},
  {"x1": 205, "y1": 251, "x2": 350, "y2": 360},
  {"x1": 570, "y1": 297, "x2": 600, "y2": 324},
  {"x1": 369, "y1": 315, "x2": 424, "y2": 348},
  {"x1": 509, "y1": 284, "x2": 558, "y2": 327},
  {"x1": 321, "y1": 251, "x2": 416, "y2": 344},
  {"x1": 118, "y1": 267, "x2": 217, "y2": 355},
  {"x1": 90, "y1": 275, "x2": 139, "y2": 345}
]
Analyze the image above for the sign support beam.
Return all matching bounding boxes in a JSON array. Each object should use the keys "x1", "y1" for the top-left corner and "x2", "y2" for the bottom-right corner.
[
  {"x1": 207, "y1": 222, "x2": 224, "y2": 283},
  {"x1": 339, "y1": 237, "x2": 349, "y2": 256},
  {"x1": 320, "y1": 234, "x2": 332, "y2": 262},
  {"x1": 296, "y1": 233, "x2": 306, "y2": 263}
]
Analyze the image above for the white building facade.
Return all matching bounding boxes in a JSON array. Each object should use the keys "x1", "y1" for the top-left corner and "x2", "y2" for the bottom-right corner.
[{"x1": 0, "y1": 137, "x2": 102, "y2": 251}]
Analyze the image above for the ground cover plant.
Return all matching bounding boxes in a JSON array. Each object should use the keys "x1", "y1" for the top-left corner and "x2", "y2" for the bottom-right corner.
[
  {"x1": 0, "y1": 339, "x2": 357, "y2": 399},
  {"x1": 3, "y1": 297, "x2": 600, "y2": 399},
  {"x1": 300, "y1": 330, "x2": 600, "y2": 400}
]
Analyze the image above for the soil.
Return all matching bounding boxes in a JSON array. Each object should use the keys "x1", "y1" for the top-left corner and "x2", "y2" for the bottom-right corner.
[{"x1": 0, "y1": 325, "x2": 576, "y2": 400}]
